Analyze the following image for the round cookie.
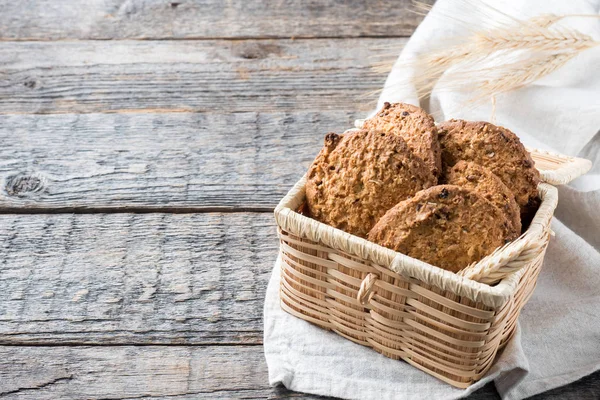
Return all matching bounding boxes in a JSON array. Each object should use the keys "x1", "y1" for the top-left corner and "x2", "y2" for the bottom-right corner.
[
  {"x1": 363, "y1": 102, "x2": 442, "y2": 177},
  {"x1": 367, "y1": 185, "x2": 512, "y2": 273},
  {"x1": 306, "y1": 129, "x2": 436, "y2": 238},
  {"x1": 445, "y1": 161, "x2": 521, "y2": 238},
  {"x1": 437, "y1": 120, "x2": 541, "y2": 225}
]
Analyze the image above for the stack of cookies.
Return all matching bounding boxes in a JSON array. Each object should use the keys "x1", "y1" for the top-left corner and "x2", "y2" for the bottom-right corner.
[{"x1": 304, "y1": 102, "x2": 541, "y2": 273}]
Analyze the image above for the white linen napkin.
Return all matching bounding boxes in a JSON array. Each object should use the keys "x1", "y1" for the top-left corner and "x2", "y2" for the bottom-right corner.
[{"x1": 264, "y1": 0, "x2": 600, "y2": 398}]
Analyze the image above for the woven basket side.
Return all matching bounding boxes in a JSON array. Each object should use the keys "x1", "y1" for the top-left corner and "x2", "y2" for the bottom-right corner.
[
  {"x1": 279, "y1": 230, "x2": 331, "y2": 327},
  {"x1": 498, "y1": 244, "x2": 548, "y2": 347},
  {"x1": 458, "y1": 183, "x2": 557, "y2": 285},
  {"x1": 277, "y1": 235, "x2": 529, "y2": 388}
]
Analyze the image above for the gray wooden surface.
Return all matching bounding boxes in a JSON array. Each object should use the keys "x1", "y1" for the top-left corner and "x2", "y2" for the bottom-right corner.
[
  {"x1": 0, "y1": 40, "x2": 404, "y2": 114},
  {"x1": 0, "y1": 112, "x2": 361, "y2": 210},
  {"x1": 0, "y1": 213, "x2": 273, "y2": 345},
  {"x1": 0, "y1": 0, "x2": 431, "y2": 40},
  {"x1": 0, "y1": 1, "x2": 597, "y2": 399}
]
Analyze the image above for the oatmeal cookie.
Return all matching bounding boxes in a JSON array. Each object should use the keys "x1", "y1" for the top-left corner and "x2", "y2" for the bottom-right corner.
[
  {"x1": 445, "y1": 161, "x2": 521, "y2": 237},
  {"x1": 438, "y1": 120, "x2": 540, "y2": 224},
  {"x1": 368, "y1": 185, "x2": 511, "y2": 272},
  {"x1": 305, "y1": 129, "x2": 436, "y2": 238},
  {"x1": 363, "y1": 102, "x2": 442, "y2": 177}
]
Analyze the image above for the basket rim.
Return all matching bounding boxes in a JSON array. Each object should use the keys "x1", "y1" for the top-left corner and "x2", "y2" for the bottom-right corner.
[
  {"x1": 274, "y1": 175, "x2": 558, "y2": 309},
  {"x1": 524, "y1": 147, "x2": 592, "y2": 185}
]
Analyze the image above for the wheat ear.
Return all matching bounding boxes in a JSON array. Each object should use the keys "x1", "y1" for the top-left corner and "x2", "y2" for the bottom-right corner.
[{"x1": 375, "y1": 1, "x2": 600, "y2": 106}]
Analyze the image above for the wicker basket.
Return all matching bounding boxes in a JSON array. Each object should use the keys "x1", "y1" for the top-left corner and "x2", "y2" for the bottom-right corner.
[{"x1": 274, "y1": 147, "x2": 591, "y2": 388}]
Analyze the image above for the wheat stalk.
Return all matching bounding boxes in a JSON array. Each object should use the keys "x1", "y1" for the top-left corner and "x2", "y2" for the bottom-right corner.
[
  {"x1": 474, "y1": 26, "x2": 596, "y2": 53},
  {"x1": 473, "y1": 53, "x2": 578, "y2": 98},
  {"x1": 527, "y1": 14, "x2": 562, "y2": 28},
  {"x1": 421, "y1": 19, "x2": 595, "y2": 66},
  {"x1": 528, "y1": 13, "x2": 600, "y2": 28},
  {"x1": 376, "y1": 1, "x2": 600, "y2": 107}
]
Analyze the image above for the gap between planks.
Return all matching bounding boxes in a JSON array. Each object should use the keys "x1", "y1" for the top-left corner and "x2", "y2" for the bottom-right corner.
[
  {"x1": 0, "y1": 206, "x2": 274, "y2": 215},
  {"x1": 0, "y1": 34, "x2": 414, "y2": 42},
  {"x1": 0, "y1": 342, "x2": 263, "y2": 347}
]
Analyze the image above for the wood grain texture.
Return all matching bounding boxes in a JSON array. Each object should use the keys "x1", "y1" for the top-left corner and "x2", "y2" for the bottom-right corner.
[
  {"x1": 0, "y1": 39, "x2": 405, "y2": 114},
  {"x1": 0, "y1": 0, "x2": 432, "y2": 40},
  {"x1": 0, "y1": 111, "x2": 358, "y2": 210},
  {"x1": 0, "y1": 345, "x2": 597, "y2": 399},
  {"x1": 0, "y1": 345, "x2": 275, "y2": 399},
  {"x1": 0, "y1": 213, "x2": 276, "y2": 345}
]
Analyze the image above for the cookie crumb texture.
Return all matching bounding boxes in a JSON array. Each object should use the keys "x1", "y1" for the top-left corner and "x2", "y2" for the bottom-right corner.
[
  {"x1": 438, "y1": 120, "x2": 540, "y2": 224},
  {"x1": 306, "y1": 129, "x2": 436, "y2": 238},
  {"x1": 368, "y1": 185, "x2": 511, "y2": 273},
  {"x1": 363, "y1": 102, "x2": 442, "y2": 177},
  {"x1": 445, "y1": 161, "x2": 521, "y2": 238}
]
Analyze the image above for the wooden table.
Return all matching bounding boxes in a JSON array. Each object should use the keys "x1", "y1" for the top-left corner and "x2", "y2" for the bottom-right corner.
[{"x1": 0, "y1": 1, "x2": 598, "y2": 398}]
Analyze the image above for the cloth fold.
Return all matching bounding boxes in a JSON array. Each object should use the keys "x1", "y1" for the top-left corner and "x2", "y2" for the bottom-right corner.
[{"x1": 264, "y1": 0, "x2": 600, "y2": 398}]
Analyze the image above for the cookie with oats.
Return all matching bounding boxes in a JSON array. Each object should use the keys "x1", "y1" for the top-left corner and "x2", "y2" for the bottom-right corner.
[
  {"x1": 363, "y1": 102, "x2": 442, "y2": 177},
  {"x1": 445, "y1": 161, "x2": 521, "y2": 238},
  {"x1": 305, "y1": 129, "x2": 436, "y2": 238},
  {"x1": 437, "y1": 120, "x2": 541, "y2": 225},
  {"x1": 368, "y1": 185, "x2": 512, "y2": 273}
]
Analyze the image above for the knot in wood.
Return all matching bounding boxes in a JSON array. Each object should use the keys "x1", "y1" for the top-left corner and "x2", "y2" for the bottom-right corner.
[
  {"x1": 23, "y1": 80, "x2": 37, "y2": 89},
  {"x1": 5, "y1": 173, "x2": 46, "y2": 197},
  {"x1": 234, "y1": 43, "x2": 282, "y2": 60}
]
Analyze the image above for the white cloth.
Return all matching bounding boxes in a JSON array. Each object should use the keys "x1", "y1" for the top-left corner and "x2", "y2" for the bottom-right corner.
[{"x1": 264, "y1": 0, "x2": 600, "y2": 398}]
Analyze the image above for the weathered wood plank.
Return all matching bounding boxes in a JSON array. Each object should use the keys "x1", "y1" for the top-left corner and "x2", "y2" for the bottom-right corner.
[
  {"x1": 0, "y1": 0, "x2": 432, "y2": 40},
  {"x1": 0, "y1": 213, "x2": 276, "y2": 345},
  {"x1": 0, "y1": 111, "x2": 355, "y2": 210},
  {"x1": 0, "y1": 345, "x2": 597, "y2": 399},
  {"x1": 0, "y1": 345, "x2": 277, "y2": 399},
  {"x1": 527, "y1": 372, "x2": 600, "y2": 400},
  {"x1": 0, "y1": 39, "x2": 404, "y2": 114}
]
